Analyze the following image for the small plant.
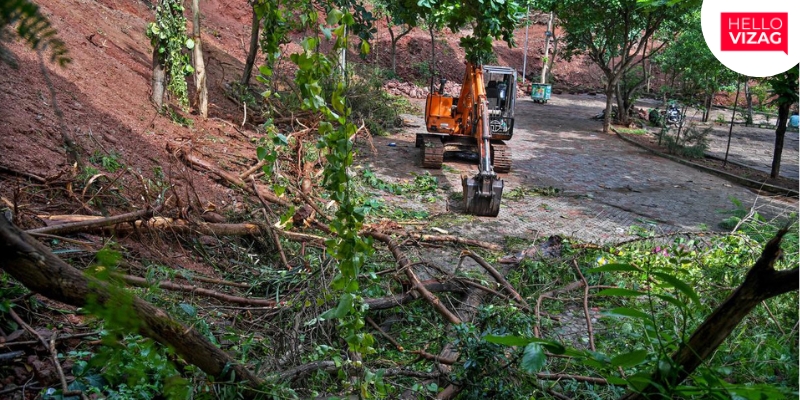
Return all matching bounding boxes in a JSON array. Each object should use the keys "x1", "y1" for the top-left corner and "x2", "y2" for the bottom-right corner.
[
  {"x1": 89, "y1": 150, "x2": 123, "y2": 173},
  {"x1": 165, "y1": 107, "x2": 193, "y2": 127},
  {"x1": 664, "y1": 123, "x2": 711, "y2": 159}
]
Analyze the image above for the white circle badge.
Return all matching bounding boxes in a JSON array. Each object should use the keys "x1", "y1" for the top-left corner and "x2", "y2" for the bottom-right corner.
[{"x1": 701, "y1": 0, "x2": 800, "y2": 77}]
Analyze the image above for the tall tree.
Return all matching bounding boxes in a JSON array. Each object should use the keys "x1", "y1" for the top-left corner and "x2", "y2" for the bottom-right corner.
[
  {"x1": 190, "y1": 0, "x2": 207, "y2": 118},
  {"x1": 764, "y1": 65, "x2": 799, "y2": 179},
  {"x1": 535, "y1": 0, "x2": 685, "y2": 132},
  {"x1": 655, "y1": 12, "x2": 737, "y2": 122},
  {"x1": 374, "y1": 0, "x2": 418, "y2": 74}
]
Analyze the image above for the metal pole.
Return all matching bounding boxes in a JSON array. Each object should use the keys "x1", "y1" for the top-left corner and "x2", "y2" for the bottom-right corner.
[{"x1": 521, "y1": 3, "x2": 531, "y2": 86}]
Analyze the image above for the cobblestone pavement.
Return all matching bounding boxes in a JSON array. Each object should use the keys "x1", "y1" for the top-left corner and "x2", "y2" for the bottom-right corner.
[{"x1": 359, "y1": 94, "x2": 798, "y2": 245}]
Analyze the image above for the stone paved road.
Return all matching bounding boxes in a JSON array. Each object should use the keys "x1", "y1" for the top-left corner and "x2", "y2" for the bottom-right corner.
[{"x1": 359, "y1": 94, "x2": 798, "y2": 245}]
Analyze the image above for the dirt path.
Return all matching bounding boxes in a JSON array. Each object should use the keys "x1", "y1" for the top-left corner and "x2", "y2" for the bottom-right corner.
[{"x1": 357, "y1": 94, "x2": 797, "y2": 245}]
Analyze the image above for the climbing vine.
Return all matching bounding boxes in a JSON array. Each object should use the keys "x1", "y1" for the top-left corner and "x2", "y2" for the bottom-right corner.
[
  {"x1": 146, "y1": 0, "x2": 194, "y2": 109},
  {"x1": 255, "y1": 5, "x2": 377, "y2": 390}
]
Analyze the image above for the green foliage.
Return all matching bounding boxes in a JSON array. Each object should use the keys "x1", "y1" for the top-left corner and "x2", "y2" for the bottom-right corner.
[
  {"x1": 384, "y1": 0, "x2": 524, "y2": 65},
  {"x1": 764, "y1": 65, "x2": 799, "y2": 108},
  {"x1": 662, "y1": 123, "x2": 711, "y2": 158},
  {"x1": 655, "y1": 12, "x2": 737, "y2": 100},
  {"x1": 146, "y1": 0, "x2": 194, "y2": 109},
  {"x1": 255, "y1": 6, "x2": 379, "y2": 392},
  {"x1": 0, "y1": 0, "x2": 70, "y2": 66},
  {"x1": 451, "y1": 306, "x2": 550, "y2": 399},
  {"x1": 89, "y1": 150, "x2": 124, "y2": 173}
]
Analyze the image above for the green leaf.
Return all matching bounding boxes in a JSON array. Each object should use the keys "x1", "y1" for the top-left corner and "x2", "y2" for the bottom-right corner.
[
  {"x1": 179, "y1": 303, "x2": 197, "y2": 317},
  {"x1": 604, "y1": 307, "x2": 652, "y2": 322},
  {"x1": 326, "y1": 9, "x2": 343, "y2": 25},
  {"x1": 610, "y1": 349, "x2": 648, "y2": 368},
  {"x1": 483, "y1": 335, "x2": 566, "y2": 354},
  {"x1": 596, "y1": 288, "x2": 647, "y2": 297},
  {"x1": 185, "y1": 38, "x2": 194, "y2": 49},
  {"x1": 652, "y1": 272, "x2": 700, "y2": 305},
  {"x1": 256, "y1": 146, "x2": 268, "y2": 160},
  {"x1": 587, "y1": 263, "x2": 641, "y2": 274},
  {"x1": 484, "y1": 334, "x2": 530, "y2": 346},
  {"x1": 319, "y1": 293, "x2": 354, "y2": 320},
  {"x1": 521, "y1": 343, "x2": 547, "y2": 373}
]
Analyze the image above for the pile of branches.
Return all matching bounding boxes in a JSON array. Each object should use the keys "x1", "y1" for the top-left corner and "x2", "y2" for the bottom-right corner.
[{"x1": 0, "y1": 119, "x2": 796, "y2": 399}]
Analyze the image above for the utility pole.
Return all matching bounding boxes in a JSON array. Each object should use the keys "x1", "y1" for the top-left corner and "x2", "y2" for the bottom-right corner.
[
  {"x1": 540, "y1": 11, "x2": 554, "y2": 84},
  {"x1": 521, "y1": 3, "x2": 531, "y2": 86}
]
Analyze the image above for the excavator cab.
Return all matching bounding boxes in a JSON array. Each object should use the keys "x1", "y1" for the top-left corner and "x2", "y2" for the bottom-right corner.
[
  {"x1": 419, "y1": 64, "x2": 517, "y2": 217},
  {"x1": 483, "y1": 66, "x2": 516, "y2": 141}
]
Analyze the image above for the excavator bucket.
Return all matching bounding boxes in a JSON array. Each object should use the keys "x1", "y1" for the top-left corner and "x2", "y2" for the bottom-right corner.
[{"x1": 462, "y1": 173, "x2": 504, "y2": 217}]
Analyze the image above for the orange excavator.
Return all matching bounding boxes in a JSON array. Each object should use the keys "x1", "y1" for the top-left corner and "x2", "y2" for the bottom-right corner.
[{"x1": 417, "y1": 63, "x2": 517, "y2": 217}]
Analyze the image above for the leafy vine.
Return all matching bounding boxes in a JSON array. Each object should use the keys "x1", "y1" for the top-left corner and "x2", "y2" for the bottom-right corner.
[{"x1": 146, "y1": 0, "x2": 195, "y2": 109}]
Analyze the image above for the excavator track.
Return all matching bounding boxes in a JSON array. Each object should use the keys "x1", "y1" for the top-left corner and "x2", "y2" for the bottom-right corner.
[
  {"x1": 491, "y1": 142, "x2": 512, "y2": 173},
  {"x1": 421, "y1": 136, "x2": 444, "y2": 169}
]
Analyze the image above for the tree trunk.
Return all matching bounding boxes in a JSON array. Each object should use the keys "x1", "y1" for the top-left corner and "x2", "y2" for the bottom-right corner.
[
  {"x1": 151, "y1": 46, "x2": 166, "y2": 109},
  {"x1": 387, "y1": 17, "x2": 397, "y2": 74},
  {"x1": 0, "y1": 217, "x2": 262, "y2": 388},
  {"x1": 241, "y1": 5, "x2": 260, "y2": 87},
  {"x1": 191, "y1": 0, "x2": 208, "y2": 118},
  {"x1": 429, "y1": 24, "x2": 436, "y2": 89},
  {"x1": 744, "y1": 80, "x2": 754, "y2": 126},
  {"x1": 702, "y1": 92, "x2": 712, "y2": 122},
  {"x1": 540, "y1": 12, "x2": 554, "y2": 84},
  {"x1": 620, "y1": 229, "x2": 797, "y2": 399},
  {"x1": 771, "y1": 102, "x2": 790, "y2": 178},
  {"x1": 615, "y1": 83, "x2": 629, "y2": 126},
  {"x1": 603, "y1": 83, "x2": 614, "y2": 133}
]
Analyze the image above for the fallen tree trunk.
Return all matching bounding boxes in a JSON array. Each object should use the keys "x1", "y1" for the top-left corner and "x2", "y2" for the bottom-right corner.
[
  {"x1": 620, "y1": 228, "x2": 798, "y2": 399},
  {"x1": 0, "y1": 217, "x2": 262, "y2": 387}
]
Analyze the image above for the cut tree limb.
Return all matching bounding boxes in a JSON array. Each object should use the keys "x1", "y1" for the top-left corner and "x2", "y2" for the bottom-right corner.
[
  {"x1": 0, "y1": 217, "x2": 262, "y2": 387},
  {"x1": 407, "y1": 233, "x2": 503, "y2": 252},
  {"x1": 620, "y1": 228, "x2": 798, "y2": 399},
  {"x1": 367, "y1": 231, "x2": 462, "y2": 324},
  {"x1": 460, "y1": 250, "x2": 529, "y2": 310},
  {"x1": 27, "y1": 207, "x2": 158, "y2": 235},
  {"x1": 118, "y1": 274, "x2": 280, "y2": 307},
  {"x1": 169, "y1": 145, "x2": 290, "y2": 207}
]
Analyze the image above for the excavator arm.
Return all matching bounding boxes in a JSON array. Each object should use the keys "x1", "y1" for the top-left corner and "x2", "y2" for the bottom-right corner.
[{"x1": 461, "y1": 64, "x2": 503, "y2": 216}]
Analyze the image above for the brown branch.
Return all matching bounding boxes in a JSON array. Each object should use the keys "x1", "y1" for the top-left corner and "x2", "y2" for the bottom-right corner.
[
  {"x1": 536, "y1": 373, "x2": 610, "y2": 385},
  {"x1": 411, "y1": 349, "x2": 457, "y2": 365},
  {"x1": 26, "y1": 206, "x2": 159, "y2": 235},
  {"x1": 170, "y1": 145, "x2": 290, "y2": 207},
  {"x1": 0, "y1": 217, "x2": 262, "y2": 387},
  {"x1": 117, "y1": 274, "x2": 280, "y2": 307},
  {"x1": 0, "y1": 164, "x2": 46, "y2": 183},
  {"x1": 572, "y1": 259, "x2": 595, "y2": 351},
  {"x1": 9, "y1": 309, "x2": 87, "y2": 399},
  {"x1": 460, "y1": 250, "x2": 529, "y2": 311},
  {"x1": 407, "y1": 233, "x2": 503, "y2": 251},
  {"x1": 366, "y1": 316, "x2": 404, "y2": 351},
  {"x1": 365, "y1": 281, "x2": 466, "y2": 310},
  {"x1": 368, "y1": 231, "x2": 462, "y2": 324}
]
